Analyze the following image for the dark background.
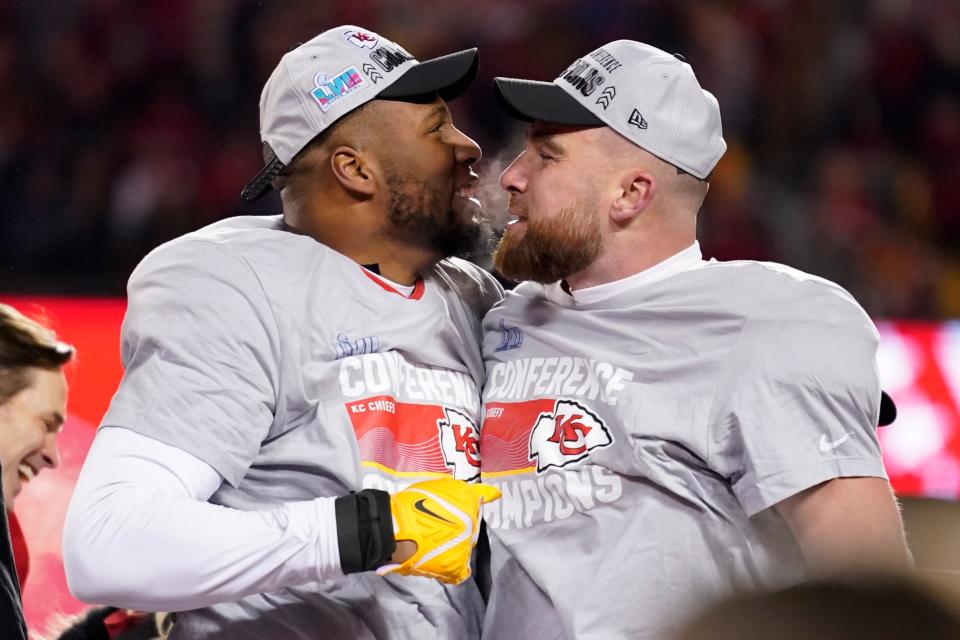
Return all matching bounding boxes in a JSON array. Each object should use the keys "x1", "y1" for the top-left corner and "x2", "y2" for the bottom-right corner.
[{"x1": 1, "y1": 0, "x2": 958, "y2": 317}]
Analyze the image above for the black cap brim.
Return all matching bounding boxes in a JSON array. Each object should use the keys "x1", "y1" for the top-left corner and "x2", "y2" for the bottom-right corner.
[
  {"x1": 494, "y1": 77, "x2": 604, "y2": 126},
  {"x1": 879, "y1": 390, "x2": 897, "y2": 427},
  {"x1": 378, "y1": 48, "x2": 479, "y2": 102}
]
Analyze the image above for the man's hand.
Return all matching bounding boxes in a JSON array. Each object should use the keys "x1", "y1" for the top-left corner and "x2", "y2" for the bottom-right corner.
[{"x1": 380, "y1": 478, "x2": 501, "y2": 584}]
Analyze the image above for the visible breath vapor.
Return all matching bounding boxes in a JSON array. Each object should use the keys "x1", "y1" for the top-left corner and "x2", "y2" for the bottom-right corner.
[{"x1": 475, "y1": 129, "x2": 526, "y2": 233}]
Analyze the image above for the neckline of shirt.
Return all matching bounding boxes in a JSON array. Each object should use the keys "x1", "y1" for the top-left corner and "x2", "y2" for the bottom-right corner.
[
  {"x1": 546, "y1": 242, "x2": 704, "y2": 306},
  {"x1": 360, "y1": 267, "x2": 422, "y2": 298}
]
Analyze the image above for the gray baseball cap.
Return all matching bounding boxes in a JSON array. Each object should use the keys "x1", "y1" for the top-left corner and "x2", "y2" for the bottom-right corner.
[
  {"x1": 494, "y1": 40, "x2": 726, "y2": 179},
  {"x1": 242, "y1": 26, "x2": 479, "y2": 202}
]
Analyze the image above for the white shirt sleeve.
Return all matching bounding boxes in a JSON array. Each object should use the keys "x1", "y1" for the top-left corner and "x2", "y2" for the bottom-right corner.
[
  {"x1": 707, "y1": 281, "x2": 886, "y2": 516},
  {"x1": 63, "y1": 426, "x2": 344, "y2": 612}
]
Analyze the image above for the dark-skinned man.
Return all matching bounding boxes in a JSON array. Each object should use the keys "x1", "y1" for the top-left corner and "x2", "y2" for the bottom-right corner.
[{"x1": 63, "y1": 26, "x2": 500, "y2": 640}]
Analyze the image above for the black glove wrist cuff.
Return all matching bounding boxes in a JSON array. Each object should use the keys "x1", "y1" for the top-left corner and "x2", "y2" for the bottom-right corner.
[{"x1": 335, "y1": 489, "x2": 396, "y2": 574}]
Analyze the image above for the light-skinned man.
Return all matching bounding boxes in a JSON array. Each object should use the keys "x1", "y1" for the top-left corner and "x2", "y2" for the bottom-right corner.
[
  {"x1": 0, "y1": 302, "x2": 74, "y2": 639},
  {"x1": 478, "y1": 40, "x2": 909, "y2": 639}
]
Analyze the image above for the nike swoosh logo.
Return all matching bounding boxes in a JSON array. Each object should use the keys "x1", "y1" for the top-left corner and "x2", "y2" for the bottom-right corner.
[
  {"x1": 819, "y1": 433, "x2": 851, "y2": 452},
  {"x1": 414, "y1": 498, "x2": 456, "y2": 525}
]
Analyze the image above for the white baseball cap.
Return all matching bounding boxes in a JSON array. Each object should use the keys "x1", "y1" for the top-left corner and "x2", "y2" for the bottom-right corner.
[
  {"x1": 494, "y1": 40, "x2": 726, "y2": 179},
  {"x1": 242, "y1": 25, "x2": 479, "y2": 202}
]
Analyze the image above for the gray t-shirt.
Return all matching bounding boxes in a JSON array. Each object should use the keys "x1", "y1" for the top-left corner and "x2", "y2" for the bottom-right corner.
[
  {"x1": 101, "y1": 215, "x2": 503, "y2": 639},
  {"x1": 479, "y1": 256, "x2": 886, "y2": 640}
]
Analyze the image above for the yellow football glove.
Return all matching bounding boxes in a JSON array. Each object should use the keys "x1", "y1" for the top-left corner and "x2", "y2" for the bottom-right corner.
[{"x1": 379, "y1": 478, "x2": 501, "y2": 585}]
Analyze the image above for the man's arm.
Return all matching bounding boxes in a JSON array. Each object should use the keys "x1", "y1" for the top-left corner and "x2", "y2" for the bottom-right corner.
[
  {"x1": 63, "y1": 427, "x2": 346, "y2": 611},
  {"x1": 775, "y1": 476, "x2": 912, "y2": 574},
  {"x1": 63, "y1": 428, "x2": 494, "y2": 611}
]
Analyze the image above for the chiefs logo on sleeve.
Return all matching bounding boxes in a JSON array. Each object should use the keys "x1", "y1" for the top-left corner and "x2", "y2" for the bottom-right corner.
[
  {"x1": 438, "y1": 408, "x2": 480, "y2": 481},
  {"x1": 529, "y1": 399, "x2": 612, "y2": 471}
]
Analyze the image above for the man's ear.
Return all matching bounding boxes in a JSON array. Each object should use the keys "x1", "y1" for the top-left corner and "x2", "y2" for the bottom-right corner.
[
  {"x1": 610, "y1": 170, "x2": 657, "y2": 223},
  {"x1": 330, "y1": 145, "x2": 377, "y2": 197}
]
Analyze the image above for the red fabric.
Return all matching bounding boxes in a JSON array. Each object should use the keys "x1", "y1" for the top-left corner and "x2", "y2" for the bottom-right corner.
[
  {"x1": 8, "y1": 512, "x2": 28, "y2": 588},
  {"x1": 104, "y1": 610, "x2": 151, "y2": 638},
  {"x1": 360, "y1": 268, "x2": 426, "y2": 300}
]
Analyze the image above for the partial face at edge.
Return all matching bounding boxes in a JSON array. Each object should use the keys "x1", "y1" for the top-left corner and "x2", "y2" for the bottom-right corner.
[{"x1": 0, "y1": 367, "x2": 67, "y2": 508}]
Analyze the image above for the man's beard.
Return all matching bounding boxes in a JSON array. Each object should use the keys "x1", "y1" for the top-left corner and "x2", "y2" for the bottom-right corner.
[
  {"x1": 493, "y1": 200, "x2": 603, "y2": 284},
  {"x1": 386, "y1": 173, "x2": 492, "y2": 261}
]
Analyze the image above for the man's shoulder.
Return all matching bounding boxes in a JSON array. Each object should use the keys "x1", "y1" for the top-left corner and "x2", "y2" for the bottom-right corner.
[
  {"x1": 487, "y1": 280, "x2": 582, "y2": 321},
  {"x1": 431, "y1": 258, "x2": 505, "y2": 311},
  {"x1": 691, "y1": 259, "x2": 876, "y2": 336},
  {"x1": 699, "y1": 259, "x2": 844, "y2": 289},
  {"x1": 145, "y1": 215, "x2": 291, "y2": 255},
  {"x1": 133, "y1": 215, "x2": 322, "y2": 281},
  {"x1": 432, "y1": 257, "x2": 498, "y2": 287}
]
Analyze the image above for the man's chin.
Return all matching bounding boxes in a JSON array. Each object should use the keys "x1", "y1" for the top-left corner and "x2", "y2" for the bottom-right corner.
[
  {"x1": 494, "y1": 229, "x2": 601, "y2": 284},
  {"x1": 493, "y1": 201, "x2": 602, "y2": 283}
]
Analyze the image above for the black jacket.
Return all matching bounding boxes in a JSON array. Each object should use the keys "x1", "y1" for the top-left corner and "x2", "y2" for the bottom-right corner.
[{"x1": 0, "y1": 469, "x2": 27, "y2": 640}]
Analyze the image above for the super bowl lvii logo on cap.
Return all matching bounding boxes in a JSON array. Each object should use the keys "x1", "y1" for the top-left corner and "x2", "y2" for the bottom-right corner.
[{"x1": 311, "y1": 67, "x2": 368, "y2": 112}]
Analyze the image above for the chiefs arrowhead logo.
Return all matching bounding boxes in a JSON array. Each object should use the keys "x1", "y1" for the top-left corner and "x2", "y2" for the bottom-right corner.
[
  {"x1": 438, "y1": 408, "x2": 481, "y2": 481},
  {"x1": 344, "y1": 29, "x2": 379, "y2": 49},
  {"x1": 529, "y1": 399, "x2": 612, "y2": 471}
]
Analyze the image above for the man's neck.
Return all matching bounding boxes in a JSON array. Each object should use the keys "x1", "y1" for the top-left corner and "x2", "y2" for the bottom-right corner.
[
  {"x1": 565, "y1": 234, "x2": 696, "y2": 291},
  {"x1": 282, "y1": 209, "x2": 439, "y2": 286},
  {"x1": 360, "y1": 243, "x2": 440, "y2": 285}
]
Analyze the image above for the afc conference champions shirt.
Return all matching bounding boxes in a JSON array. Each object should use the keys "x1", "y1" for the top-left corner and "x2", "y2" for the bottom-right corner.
[
  {"x1": 99, "y1": 215, "x2": 503, "y2": 640},
  {"x1": 479, "y1": 242, "x2": 888, "y2": 640}
]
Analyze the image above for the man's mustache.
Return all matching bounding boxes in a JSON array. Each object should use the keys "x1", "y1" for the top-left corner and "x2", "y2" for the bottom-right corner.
[{"x1": 507, "y1": 194, "x2": 528, "y2": 217}]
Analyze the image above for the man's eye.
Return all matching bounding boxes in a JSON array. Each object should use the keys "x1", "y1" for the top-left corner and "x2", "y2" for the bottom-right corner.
[
  {"x1": 429, "y1": 122, "x2": 444, "y2": 133},
  {"x1": 539, "y1": 152, "x2": 555, "y2": 161}
]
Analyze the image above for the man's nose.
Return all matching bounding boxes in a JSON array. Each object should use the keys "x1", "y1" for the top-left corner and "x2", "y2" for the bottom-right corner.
[
  {"x1": 451, "y1": 126, "x2": 482, "y2": 166},
  {"x1": 40, "y1": 432, "x2": 61, "y2": 469},
  {"x1": 500, "y1": 152, "x2": 528, "y2": 193}
]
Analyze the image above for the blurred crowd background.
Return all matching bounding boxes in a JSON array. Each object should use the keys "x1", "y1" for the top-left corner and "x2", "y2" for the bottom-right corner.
[{"x1": 0, "y1": 0, "x2": 958, "y2": 317}]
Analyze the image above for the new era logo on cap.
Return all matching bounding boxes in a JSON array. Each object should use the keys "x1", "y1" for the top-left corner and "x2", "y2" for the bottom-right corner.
[
  {"x1": 628, "y1": 109, "x2": 648, "y2": 130},
  {"x1": 493, "y1": 40, "x2": 726, "y2": 179}
]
